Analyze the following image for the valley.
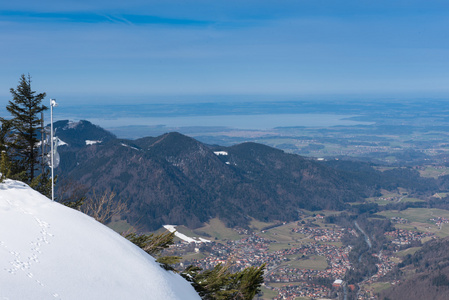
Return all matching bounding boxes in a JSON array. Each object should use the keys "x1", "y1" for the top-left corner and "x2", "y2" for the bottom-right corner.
[
  {"x1": 152, "y1": 204, "x2": 449, "y2": 300},
  {"x1": 51, "y1": 114, "x2": 449, "y2": 300}
]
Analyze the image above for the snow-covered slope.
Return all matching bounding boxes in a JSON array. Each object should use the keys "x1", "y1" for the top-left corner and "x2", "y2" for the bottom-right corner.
[{"x1": 0, "y1": 179, "x2": 200, "y2": 300}]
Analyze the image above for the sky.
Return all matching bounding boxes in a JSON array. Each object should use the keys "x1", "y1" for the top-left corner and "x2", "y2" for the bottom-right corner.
[{"x1": 1, "y1": 0, "x2": 449, "y2": 107}]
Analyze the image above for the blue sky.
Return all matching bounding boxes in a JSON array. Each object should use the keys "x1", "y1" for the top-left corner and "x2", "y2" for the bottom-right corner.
[{"x1": 1, "y1": 0, "x2": 449, "y2": 106}]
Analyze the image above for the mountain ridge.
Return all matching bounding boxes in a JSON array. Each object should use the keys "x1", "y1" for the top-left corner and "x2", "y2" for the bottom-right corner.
[{"x1": 54, "y1": 120, "x2": 434, "y2": 231}]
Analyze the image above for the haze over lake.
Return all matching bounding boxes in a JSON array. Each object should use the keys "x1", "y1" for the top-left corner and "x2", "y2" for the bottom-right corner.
[
  {"x1": 88, "y1": 114, "x2": 369, "y2": 130},
  {"x1": 51, "y1": 101, "x2": 374, "y2": 137}
]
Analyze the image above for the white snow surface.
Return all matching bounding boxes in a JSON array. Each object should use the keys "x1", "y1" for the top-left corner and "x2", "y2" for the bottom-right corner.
[
  {"x1": 120, "y1": 143, "x2": 140, "y2": 151},
  {"x1": 163, "y1": 225, "x2": 210, "y2": 244},
  {"x1": 57, "y1": 138, "x2": 68, "y2": 147},
  {"x1": 0, "y1": 179, "x2": 200, "y2": 300},
  {"x1": 85, "y1": 140, "x2": 101, "y2": 145},
  {"x1": 66, "y1": 121, "x2": 80, "y2": 129},
  {"x1": 213, "y1": 151, "x2": 228, "y2": 156}
]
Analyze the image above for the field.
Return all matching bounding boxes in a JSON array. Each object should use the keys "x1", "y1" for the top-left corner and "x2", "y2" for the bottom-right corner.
[
  {"x1": 433, "y1": 192, "x2": 449, "y2": 198},
  {"x1": 192, "y1": 218, "x2": 243, "y2": 241},
  {"x1": 259, "y1": 286, "x2": 278, "y2": 300},
  {"x1": 395, "y1": 247, "x2": 422, "y2": 258},
  {"x1": 366, "y1": 197, "x2": 391, "y2": 206},
  {"x1": 262, "y1": 223, "x2": 301, "y2": 243},
  {"x1": 249, "y1": 218, "x2": 278, "y2": 231},
  {"x1": 419, "y1": 166, "x2": 449, "y2": 178},
  {"x1": 378, "y1": 208, "x2": 449, "y2": 224},
  {"x1": 107, "y1": 216, "x2": 134, "y2": 233},
  {"x1": 365, "y1": 282, "x2": 392, "y2": 294},
  {"x1": 377, "y1": 208, "x2": 449, "y2": 238},
  {"x1": 282, "y1": 254, "x2": 328, "y2": 270},
  {"x1": 182, "y1": 252, "x2": 207, "y2": 261}
]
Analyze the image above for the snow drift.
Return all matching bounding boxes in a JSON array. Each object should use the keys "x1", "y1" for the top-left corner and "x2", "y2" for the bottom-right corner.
[{"x1": 0, "y1": 179, "x2": 200, "y2": 300}]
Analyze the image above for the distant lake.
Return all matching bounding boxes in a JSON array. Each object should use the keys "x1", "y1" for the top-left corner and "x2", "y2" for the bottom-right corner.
[
  {"x1": 51, "y1": 101, "x2": 377, "y2": 131},
  {"x1": 83, "y1": 113, "x2": 371, "y2": 130}
]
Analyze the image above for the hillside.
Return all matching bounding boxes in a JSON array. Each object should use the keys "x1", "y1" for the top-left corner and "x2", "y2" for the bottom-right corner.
[
  {"x1": 53, "y1": 120, "x2": 116, "y2": 148},
  {"x1": 53, "y1": 120, "x2": 444, "y2": 231},
  {"x1": 0, "y1": 179, "x2": 200, "y2": 299},
  {"x1": 380, "y1": 237, "x2": 449, "y2": 300},
  {"x1": 54, "y1": 122, "x2": 386, "y2": 231}
]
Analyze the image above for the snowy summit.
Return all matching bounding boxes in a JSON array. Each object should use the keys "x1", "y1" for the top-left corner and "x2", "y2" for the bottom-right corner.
[{"x1": 0, "y1": 179, "x2": 200, "y2": 300}]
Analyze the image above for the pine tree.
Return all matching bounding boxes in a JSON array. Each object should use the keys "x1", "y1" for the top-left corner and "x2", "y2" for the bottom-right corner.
[
  {"x1": 29, "y1": 169, "x2": 53, "y2": 198},
  {"x1": 6, "y1": 74, "x2": 47, "y2": 182},
  {"x1": 0, "y1": 119, "x2": 12, "y2": 153},
  {"x1": 181, "y1": 263, "x2": 236, "y2": 299},
  {"x1": 125, "y1": 231, "x2": 176, "y2": 256},
  {"x1": 0, "y1": 114, "x2": 26, "y2": 181},
  {"x1": 125, "y1": 231, "x2": 182, "y2": 270},
  {"x1": 229, "y1": 264, "x2": 266, "y2": 300},
  {"x1": 0, "y1": 151, "x2": 11, "y2": 182},
  {"x1": 180, "y1": 263, "x2": 266, "y2": 300}
]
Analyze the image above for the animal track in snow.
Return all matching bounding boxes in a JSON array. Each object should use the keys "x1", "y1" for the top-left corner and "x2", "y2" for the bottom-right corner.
[
  {"x1": 1, "y1": 186, "x2": 62, "y2": 299},
  {"x1": 35, "y1": 279, "x2": 44, "y2": 287},
  {"x1": 3, "y1": 210, "x2": 54, "y2": 293},
  {"x1": 35, "y1": 217, "x2": 54, "y2": 245}
]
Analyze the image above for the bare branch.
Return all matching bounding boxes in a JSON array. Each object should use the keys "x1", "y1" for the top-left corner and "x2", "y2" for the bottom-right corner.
[{"x1": 80, "y1": 190, "x2": 128, "y2": 224}]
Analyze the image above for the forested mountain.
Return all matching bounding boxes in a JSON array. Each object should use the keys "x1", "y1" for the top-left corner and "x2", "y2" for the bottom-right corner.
[
  {"x1": 380, "y1": 236, "x2": 449, "y2": 300},
  {"x1": 323, "y1": 159, "x2": 438, "y2": 195},
  {"x1": 54, "y1": 120, "x2": 116, "y2": 148},
  {"x1": 55, "y1": 120, "x2": 440, "y2": 231}
]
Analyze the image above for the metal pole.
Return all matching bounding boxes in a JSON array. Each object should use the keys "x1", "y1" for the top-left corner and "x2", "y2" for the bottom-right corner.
[
  {"x1": 41, "y1": 112, "x2": 44, "y2": 174},
  {"x1": 50, "y1": 99, "x2": 54, "y2": 201}
]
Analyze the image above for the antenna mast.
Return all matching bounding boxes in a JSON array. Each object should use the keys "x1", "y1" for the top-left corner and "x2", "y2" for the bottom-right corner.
[
  {"x1": 50, "y1": 99, "x2": 58, "y2": 201},
  {"x1": 41, "y1": 112, "x2": 44, "y2": 174}
]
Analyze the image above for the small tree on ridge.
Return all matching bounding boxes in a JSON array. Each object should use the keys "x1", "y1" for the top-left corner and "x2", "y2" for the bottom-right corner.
[{"x1": 6, "y1": 74, "x2": 47, "y2": 181}]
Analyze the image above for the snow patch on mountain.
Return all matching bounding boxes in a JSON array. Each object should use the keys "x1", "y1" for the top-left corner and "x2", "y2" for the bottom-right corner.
[
  {"x1": 65, "y1": 121, "x2": 81, "y2": 130},
  {"x1": 0, "y1": 179, "x2": 200, "y2": 300},
  {"x1": 213, "y1": 151, "x2": 228, "y2": 156},
  {"x1": 163, "y1": 225, "x2": 210, "y2": 244},
  {"x1": 121, "y1": 143, "x2": 140, "y2": 151},
  {"x1": 86, "y1": 140, "x2": 101, "y2": 145},
  {"x1": 57, "y1": 138, "x2": 68, "y2": 146}
]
